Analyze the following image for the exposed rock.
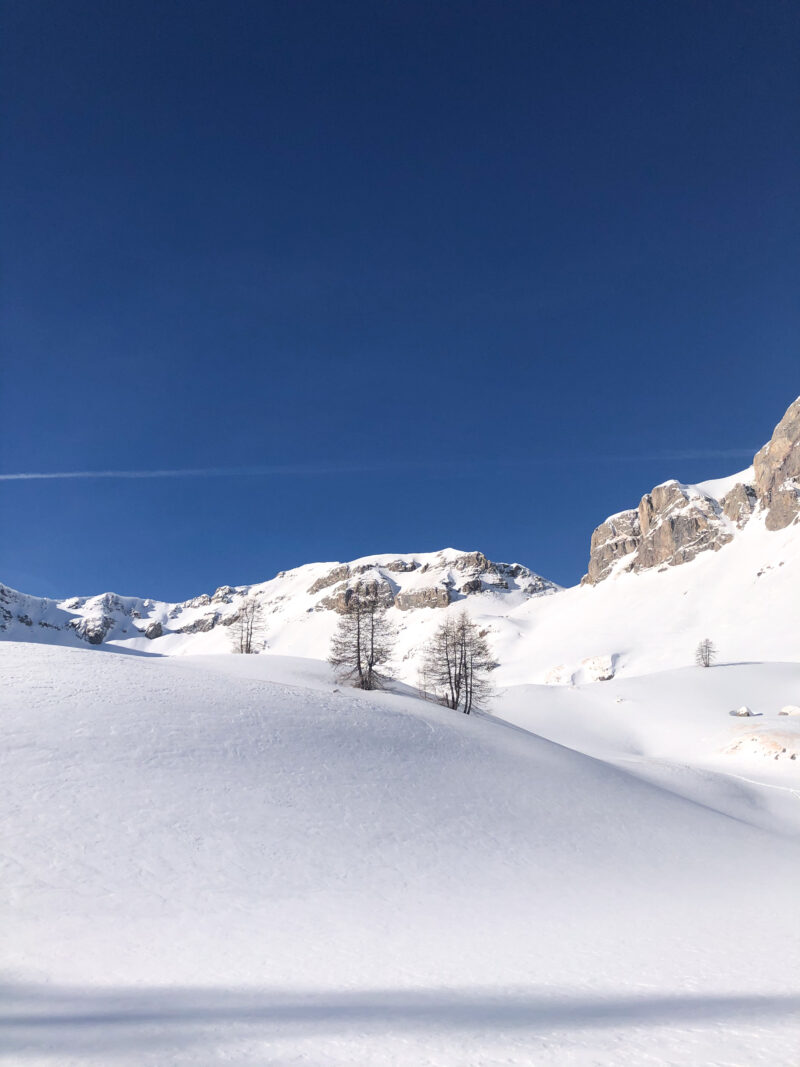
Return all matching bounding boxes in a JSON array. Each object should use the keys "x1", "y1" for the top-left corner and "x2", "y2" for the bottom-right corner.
[
  {"x1": 16, "y1": 613, "x2": 33, "y2": 627},
  {"x1": 178, "y1": 613, "x2": 218, "y2": 634},
  {"x1": 459, "y1": 578, "x2": 483, "y2": 595},
  {"x1": 450, "y1": 551, "x2": 492, "y2": 573},
  {"x1": 721, "y1": 483, "x2": 757, "y2": 527},
  {"x1": 635, "y1": 482, "x2": 732, "y2": 571},
  {"x1": 754, "y1": 396, "x2": 800, "y2": 531},
  {"x1": 69, "y1": 615, "x2": 115, "y2": 645},
  {"x1": 308, "y1": 565, "x2": 351, "y2": 595},
  {"x1": 211, "y1": 586, "x2": 237, "y2": 603},
  {"x1": 384, "y1": 559, "x2": 418, "y2": 573},
  {"x1": 583, "y1": 510, "x2": 641, "y2": 584},
  {"x1": 144, "y1": 621, "x2": 162, "y2": 640},
  {"x1": 318, "y1": 578, "x2": 395, "y2": 614},
  {"x1": 184, "y1": 593, "x2": 211, "y2": 608},
  {"x1": 585, "y1": 481, "x2": 736, "y2": 583},
  {"x1": 731, "y1": 706, "x2": 754, "y2": 717},
  {"x1": 523, "y1": 575, "x2": 559, "y2": 596},
  {"x1": 583, "y1": 398, "x2": 800, "y2": 583},
  {"x1": 394, "y1": 586, "x2": 451, "y2": 611}
]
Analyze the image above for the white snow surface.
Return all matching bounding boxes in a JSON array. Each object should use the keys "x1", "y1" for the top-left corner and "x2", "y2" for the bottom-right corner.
[{"x1": 2, "y1": 642, "x2": 799, "y2": 1066}]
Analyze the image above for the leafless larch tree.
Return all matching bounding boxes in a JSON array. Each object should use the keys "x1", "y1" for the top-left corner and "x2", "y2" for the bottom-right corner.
[
  {"x1": 420, "y1": 611, "x2": 494, "y2": 714},
  {"x1": 329, "y1": 589, "x2": 395, "y2": 690},
  {"x1": 230, "y1": 596, "x2": 265, "y2": 654},
  {"x1": 695, "y1": 637, "x2": 717, "y2": 668}
]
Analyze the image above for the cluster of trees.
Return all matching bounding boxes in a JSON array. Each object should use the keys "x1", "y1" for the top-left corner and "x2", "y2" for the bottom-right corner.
[{"x1": 327, "y1": 590, "x2": 494, "y2": 713}]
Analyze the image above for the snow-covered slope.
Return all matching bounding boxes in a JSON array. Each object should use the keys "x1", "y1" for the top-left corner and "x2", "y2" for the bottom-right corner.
[
  {"x1": 494, "y1": 508, "x2": 800, "y2": 684},
  {"x1": 2, "y1": 643, "x2": 798, "y2": 1066},
  {"x1": 0, "y1": 547, "x2": 557, "y2": 661}
]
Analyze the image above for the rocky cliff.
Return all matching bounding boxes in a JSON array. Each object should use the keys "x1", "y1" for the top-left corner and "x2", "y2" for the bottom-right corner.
[{"x1": 584, "y1": 397, "x2": 800, "y2": 584}]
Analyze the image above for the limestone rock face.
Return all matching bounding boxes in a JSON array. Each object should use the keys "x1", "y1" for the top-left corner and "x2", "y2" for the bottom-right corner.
[
  {"x1": 394, "y1": 586, "x2": 452, "y2": 611},
  {"x1": 721, "y1": 483, "x2": 757, "y2": 527},
  {"x1": 318, "y1": 578, "x2": 396, "y2": 614},
  {"x1": 144, "y1": 621, "x2": 163, "y2": 640},
  {"x1": 584, "y1": 510, "x2": 641, "y2": 584},
  {"x1": 584, "y1": 397, "x2": 800, "y2": 583},
  {"x1": 307, "y1": 565, "x2": 351, "y2": 595},
  {"x1": 754, "y1": 397, "x2": 800, "y2": 531},
  {"x1": 635, "y1": 482, "x2": 732, "y2": 571}
]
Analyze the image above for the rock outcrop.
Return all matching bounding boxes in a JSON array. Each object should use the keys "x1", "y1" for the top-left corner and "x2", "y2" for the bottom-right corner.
[
  {"x1": 754, "y1": 396, "x2": 800, "y2": 531},
  {"x1": 584, "y1": 397, "x2": 800, "y2": 583},
  {"x1": 394, "y1": 586, "x2": 452, "y2": 611}
]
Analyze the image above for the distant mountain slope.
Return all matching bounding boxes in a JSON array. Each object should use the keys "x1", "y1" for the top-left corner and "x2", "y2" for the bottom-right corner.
[
  {"x1": 0, "y1": 547, "x2": 558, "y2": 662},
  {"x1": 1, "y1": 398, "x2": 798, "y2": 686}
]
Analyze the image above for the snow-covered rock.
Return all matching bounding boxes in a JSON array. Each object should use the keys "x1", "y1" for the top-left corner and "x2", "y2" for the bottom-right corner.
[{"x1": 584, "y1": 396, "x2": 800, "y2": 583}]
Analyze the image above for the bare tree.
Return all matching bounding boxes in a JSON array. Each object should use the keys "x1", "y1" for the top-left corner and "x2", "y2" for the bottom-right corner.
[
  {"x1": 695, "y1": 638, "x2": 717, "y2": 668},
  {"x1": 329, "y1": 589, "x2": 395, "y2": 690},
  {"x1": 420, "y1": 611, "x2": 494, "y2": 714},
  {"x1": 230, "y1": 596, "x2": 265, "y2": 654}
]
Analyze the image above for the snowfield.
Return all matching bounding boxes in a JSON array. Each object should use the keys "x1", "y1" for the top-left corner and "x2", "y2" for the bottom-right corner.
[{"x1": 2, "y1": 642, "x2": 799, "y2": 1066}]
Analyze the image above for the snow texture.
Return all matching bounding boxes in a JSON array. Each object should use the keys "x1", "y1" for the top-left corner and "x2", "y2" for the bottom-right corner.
[{"x1": 1, "y1": 643, "x2": 799, "y2": 1066}]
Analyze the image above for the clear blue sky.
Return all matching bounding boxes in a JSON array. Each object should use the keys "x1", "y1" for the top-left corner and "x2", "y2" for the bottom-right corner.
[{"x1": 2, "y1": 1, "x2": 798, "y2": 600}]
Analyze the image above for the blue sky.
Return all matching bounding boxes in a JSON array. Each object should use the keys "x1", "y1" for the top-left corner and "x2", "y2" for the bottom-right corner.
[{"x1": 2, "y1": 1, "x2": 798, "y2": 599}]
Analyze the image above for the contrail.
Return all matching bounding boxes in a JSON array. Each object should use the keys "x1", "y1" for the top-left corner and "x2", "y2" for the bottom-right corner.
[
  {"x1": 0, "y1": 463, "x2": 404, "y2": 481},
  {"x1": 0, "y1": 449, "x2": 756, "y2": 482}
]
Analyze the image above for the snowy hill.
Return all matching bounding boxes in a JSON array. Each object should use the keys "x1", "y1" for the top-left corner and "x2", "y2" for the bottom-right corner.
[
  {"x1": 2, "y1": 398, "x2": 799, "y2": 1064},
  {"x1": 2, "y1": 643, "x2": 798, "y2": 1066}
]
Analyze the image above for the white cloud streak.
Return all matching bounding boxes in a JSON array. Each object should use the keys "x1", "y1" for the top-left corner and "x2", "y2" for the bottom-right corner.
[{"x1": 0, "y1": 449, "x2": 756, "y2": 483}]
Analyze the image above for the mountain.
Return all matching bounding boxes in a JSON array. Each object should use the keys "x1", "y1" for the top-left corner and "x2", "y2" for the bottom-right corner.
[
  {"x1": 2, "y1": 398, "x2": 799, "y2": 686},
  {"x1": 584, "y1": 396, "x2": 800, "y2": 583},
  {"x1": 0, "y1": 548, "x2": 558, "y2": 660}
]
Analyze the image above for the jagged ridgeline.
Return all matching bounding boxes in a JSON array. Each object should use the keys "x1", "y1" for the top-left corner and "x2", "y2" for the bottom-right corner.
[{"x1": 0, "y1": 550, "x2": 559, "y2": 650}]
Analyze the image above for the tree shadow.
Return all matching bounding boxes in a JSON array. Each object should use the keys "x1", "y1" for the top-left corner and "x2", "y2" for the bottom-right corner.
[{"x1": 1, "y1": 982, "x2": 798, "y2": 1059}]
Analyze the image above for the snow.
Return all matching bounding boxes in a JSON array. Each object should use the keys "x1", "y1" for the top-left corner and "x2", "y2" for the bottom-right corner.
[
  {"x1": 695, "y1": 465, "x2": 755, "y2": 500},
  {"x1": 2, "y1": 642, "x2": 799, "y2": 1065}
]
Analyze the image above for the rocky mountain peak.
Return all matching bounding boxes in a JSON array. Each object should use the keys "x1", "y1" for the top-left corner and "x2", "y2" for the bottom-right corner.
[{"x1": 583, "y1": 397, "x2": 800, "y2": 584}]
